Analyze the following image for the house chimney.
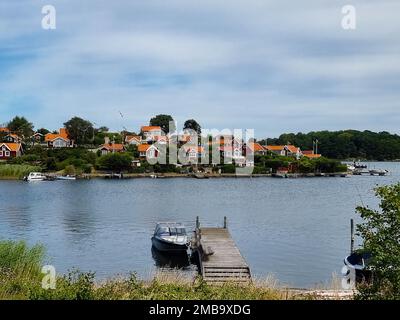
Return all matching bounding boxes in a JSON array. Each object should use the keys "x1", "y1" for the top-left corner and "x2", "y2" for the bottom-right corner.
[{"x1": 104, "y1": 136, "x2": 110, "y2": 145}]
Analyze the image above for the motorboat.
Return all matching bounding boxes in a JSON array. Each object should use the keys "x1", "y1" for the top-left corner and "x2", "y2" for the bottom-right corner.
[
  {"x1": 56, "y1": 175, "x2": 76, "y2": 181},
  {"x1": 193, "y1": 173, "x2": 209, "y2": 179},
  {"x1": 24, "y1": 172, "x2": 47, "y2": 182},
  {"x1": 344, "y1": 251, "x2": 373, "y2": 283},
  {"x1": 151, "y1": 223, "x2": 189, "y2": 252},
  {"x1": 369, "y1": 169, "x2": 389, "y2": 176}
]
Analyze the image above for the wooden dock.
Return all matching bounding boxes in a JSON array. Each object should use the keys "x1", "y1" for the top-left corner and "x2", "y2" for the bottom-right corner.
[{"x1": 192, "y1": 217, "x2": 251, "y2": 283}]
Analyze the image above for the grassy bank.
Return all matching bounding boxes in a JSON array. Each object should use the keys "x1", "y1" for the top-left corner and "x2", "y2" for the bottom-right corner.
[
  {"x1": 0, "y1": 240, "x2": 302, "y2": 300},
  {"x1": 0, "y1": 240, "x2": 352, "y2": 300},
  {"x1": 0, "y1": 164, "x2": 41, "y2": 179}
]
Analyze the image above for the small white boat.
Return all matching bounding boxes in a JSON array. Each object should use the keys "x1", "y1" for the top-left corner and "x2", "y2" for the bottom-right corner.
[
  {"x1": 151, "y1": 223, "x2": 189, "y2": 252},
  {"x1": 56, "y1": 175, "x2": 76, "y2": 181},
  {"x1": 25, "y1": 172, "x2": 47, "y2": 182},
  {"x1": 369, "y1": 169, "x2": 389, "y2": 176}
]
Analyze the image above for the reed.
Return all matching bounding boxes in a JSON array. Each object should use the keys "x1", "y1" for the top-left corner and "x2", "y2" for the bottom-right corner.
[
  {"x1": 0, "y1": 240, "x2": 45, "y2": 299},
  {"x1": 0, "y1": 164, "x2": 41, "y2": 179}
]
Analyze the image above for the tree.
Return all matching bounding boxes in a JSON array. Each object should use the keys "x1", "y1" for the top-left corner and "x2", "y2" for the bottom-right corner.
[
  {"x1": 356, "y1": 183, "x2": 400, "y2": 299},
  {"x1": 183, "y1": 119, "x2": 201, "y2": 134},
  {"x1": 36, "y1": 128, "x2": 50, "y2": 136},
  {"x1": 96, "y1": 153, "x2": 132, "y2": 172},
  {"x1": 64, "y1": 117, "x2": 94, "y2": 145},
  {"x1": 98, "y1": 126, "x2": 109, "y2": 133},
  {"x1": 8, "y1": 116, "x2": 34, "y2": 138},
  {"x1": 149, "y1": 114, "x2": 174, "y2": 133}
]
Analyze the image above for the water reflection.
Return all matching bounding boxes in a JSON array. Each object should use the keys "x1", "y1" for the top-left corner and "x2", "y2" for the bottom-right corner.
[{"x1": 151, "y1": 245, "x2": 190, "y2": 269}]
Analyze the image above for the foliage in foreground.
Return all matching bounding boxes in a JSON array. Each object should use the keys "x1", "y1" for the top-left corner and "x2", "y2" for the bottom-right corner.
[
  {"x1": 356, "y1": 183, "x2": 400, "y2": 300},
  {"x1": 28, "y1": 272, "x2": 287, "y2": 300},
  {"x1": 0, "y1": 240, "x2": 288, "y2": 300},
  {"x1": 0, "y1": 240, "x2": 45, "y2": 299}
]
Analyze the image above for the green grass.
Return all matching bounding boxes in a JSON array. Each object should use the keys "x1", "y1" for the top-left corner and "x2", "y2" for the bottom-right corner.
[
  {"x1": 0, "y1": 241, "x2": 313, "y2": 300},
  {"x1": 0, "y1": 164, "x2": 41, "y2": 179},
  {"x1": 0, "y1": 240, "x2": 45, "y2": 299}
]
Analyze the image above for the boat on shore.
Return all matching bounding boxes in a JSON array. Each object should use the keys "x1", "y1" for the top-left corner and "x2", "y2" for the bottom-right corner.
[
  {"x1": 369, "y1": 169, "x2": 389, "y2": 176},
  {"x1": 56, "y1": 175, "x2": 76, "y2": 181},
  {"x1": 24, "y1": 172, "x2": 47, "y2": 182},
  {"x1": 151, "y1": 223, "x2": 189, "y2": 252},
  {"x1": 193, "y1": 173, "x2": 209, "y2": 179}
]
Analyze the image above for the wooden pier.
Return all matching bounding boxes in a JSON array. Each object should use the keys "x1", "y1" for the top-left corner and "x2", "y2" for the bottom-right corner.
[{"x1": 192, "y1": 217, "x2": 251, "y2": 284}]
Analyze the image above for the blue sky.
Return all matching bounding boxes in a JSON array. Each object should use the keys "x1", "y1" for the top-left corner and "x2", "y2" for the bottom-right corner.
[{"x1": 0, "y1": 0, "x2": 399, "y2": 138}]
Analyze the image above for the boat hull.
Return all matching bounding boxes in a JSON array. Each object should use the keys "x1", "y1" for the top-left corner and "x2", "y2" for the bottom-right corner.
[
  {"x1": 344, "y1": 253, "x2": 373, "y2": 284},
  {"x1": 151, "y1": 237, "x2": 188, "y2": 252}
]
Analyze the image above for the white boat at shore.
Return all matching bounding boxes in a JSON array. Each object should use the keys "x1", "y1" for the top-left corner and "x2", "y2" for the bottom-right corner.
[
  {"x1": 369, "y1": 169, "x2": 389, "y2": 176},
  {"x1": 56, "y1": 175, "x2": 76, "y2": 181},
  {"x1": 24, "y1": 172, "x2": 47, "y2": 182}
]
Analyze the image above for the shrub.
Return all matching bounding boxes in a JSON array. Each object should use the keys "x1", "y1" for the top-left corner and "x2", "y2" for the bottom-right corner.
[
  {"x1": 356, "y1": 183, "x2": 400, "y2": 300},
  {"x1": 63, "y1": 165, "x2": 76, "y2": 176},
  {"x1": 96, "y1": 153, "x2": 132, "y2": 172}
]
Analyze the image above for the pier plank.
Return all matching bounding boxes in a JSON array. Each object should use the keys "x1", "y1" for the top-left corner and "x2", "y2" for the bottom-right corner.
[{"x1": 194, "y1": 225, "x2": 251, "y2": 283}]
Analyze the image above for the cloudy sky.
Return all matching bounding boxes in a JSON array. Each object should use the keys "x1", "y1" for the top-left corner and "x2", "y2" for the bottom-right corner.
[{"x1": 0, "y1": 0, "x2": 399, "y2": 138}]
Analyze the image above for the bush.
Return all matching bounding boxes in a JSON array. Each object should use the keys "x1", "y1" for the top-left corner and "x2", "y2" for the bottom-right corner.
[
  {"x1": 96, "y1": 153, "x2": 132, "y2": 172},
  {"x1": 356, "y1": 183, "x2": 400, "y2": 300},
  {"x1": 221, "y1": 164, "x2": 236, "y2": 173},
  {"x1": 63, "y1": 165, "x2": 76, "y2": 176},
  {"x1": 298, "y1": 158, "x2": 315, "y2": 173}
]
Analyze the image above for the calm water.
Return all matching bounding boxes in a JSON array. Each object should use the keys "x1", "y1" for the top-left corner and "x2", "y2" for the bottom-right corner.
[{"x1": 1, "y1": 162, "x2": 399, "y2": 288}]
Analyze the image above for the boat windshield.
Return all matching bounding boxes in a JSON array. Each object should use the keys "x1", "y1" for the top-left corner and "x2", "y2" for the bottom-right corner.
[
  {"x1": 157, "y1": 226, "x2": 186, "y2": 236},
  {"x1": 169, "y1": 227, "x2": 186, "y2": 236},
  {"x1": 157, "y1": 227, "x2": 170, "y2": 236}
]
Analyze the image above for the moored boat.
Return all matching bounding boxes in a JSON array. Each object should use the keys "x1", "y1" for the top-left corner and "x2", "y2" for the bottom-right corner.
[
  {"x1": 56, "y1": 175, "x2": 76, "y2": 180},
  {"x1": 369, "y1": 169, "x2": 389, "y2": 176},
  {"x1": 24, "y1": 172, "x2": 47, "y2": 182},
  {"x1": 344, "y1": 251, "x2": 373, "y2": 283},
  {"x1": 151, "y1": 223, "x2": 189, "y2": 252}
]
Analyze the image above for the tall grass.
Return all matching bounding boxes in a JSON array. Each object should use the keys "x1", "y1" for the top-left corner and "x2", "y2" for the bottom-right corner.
[
  {"x1": 0, "y1": 240, "x2": 45, "y2": 299},
  {"x1": 0, "y1": 164, "x2": 41, "y2": 179},
  {"x1": 0, "y1": 241, "x2": 324, "y2": 300}
]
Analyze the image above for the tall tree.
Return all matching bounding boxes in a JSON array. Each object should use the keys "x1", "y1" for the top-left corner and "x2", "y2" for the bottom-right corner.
[
  {"x1": 64, "y1": 117, "x2": 94, "y2": 145},
  {"x1": 149, "y1": 114, "x2": 174, "y2": 133},
  {"x1": 183, "y1": 119, "x2": 201, "y2": 134},
  {"x1": 8, "y1": 116, "x2": 34, "y2": 138}
]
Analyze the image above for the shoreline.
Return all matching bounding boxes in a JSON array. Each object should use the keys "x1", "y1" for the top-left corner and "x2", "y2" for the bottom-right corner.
[{"x1": 0, "y1": 172, "x2": 351, "y2": 181}]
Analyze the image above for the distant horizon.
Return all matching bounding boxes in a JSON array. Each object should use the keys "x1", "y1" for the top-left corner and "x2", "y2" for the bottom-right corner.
[{"x1": 2, "y1": 114, "x2": 400, "y2": 141}]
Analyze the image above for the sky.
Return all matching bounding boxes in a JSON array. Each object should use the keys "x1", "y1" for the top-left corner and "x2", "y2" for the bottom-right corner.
[{"x1": 0, "y1": 0, "x2": 399, "y2": 138}]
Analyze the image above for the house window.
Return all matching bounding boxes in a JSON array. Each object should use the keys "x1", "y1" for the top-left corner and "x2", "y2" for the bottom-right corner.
[
  {"x1": 5, "y1": 151, "x2": 10, "y2": 157},
  {"x1": 0, "y1": 151, "x2": 3, "y2": 157}
]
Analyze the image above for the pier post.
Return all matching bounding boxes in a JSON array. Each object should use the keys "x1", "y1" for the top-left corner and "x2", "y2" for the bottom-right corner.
[
  {"x1": 223, "y1": 216, "x2": 227, "y2": 229},
  {"x1": 196, "y1": 216, "x2": 200, "y2": 229},
  {"x1": 350, "y1": 219, "x2": 355, "y2": 254}
]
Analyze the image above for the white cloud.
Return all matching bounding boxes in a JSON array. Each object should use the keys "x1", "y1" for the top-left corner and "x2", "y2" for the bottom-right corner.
[{"x1": 0, "y1": 0, "x2": 399, "y2": 137}]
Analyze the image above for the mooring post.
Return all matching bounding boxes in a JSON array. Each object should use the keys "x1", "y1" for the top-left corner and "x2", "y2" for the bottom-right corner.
[
  {"x1": 350, "y1": 218, "x2": 355, "y2": 254},
  {"x1": 223, "y1": 216, "x2": 227, "y2": 229},
  {"x1": 196, "y1": 216, "x2": 200, "y2": 229}
]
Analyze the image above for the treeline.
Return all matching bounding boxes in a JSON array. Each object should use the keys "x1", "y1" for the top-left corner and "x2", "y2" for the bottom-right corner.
[{"x1": 261, "y1": 130, "x2": 400, "y2": 161}]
